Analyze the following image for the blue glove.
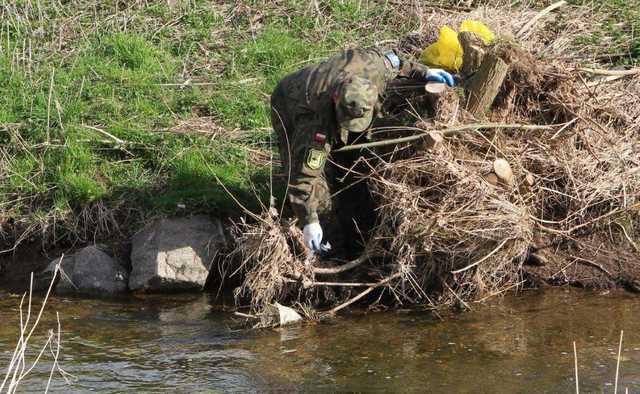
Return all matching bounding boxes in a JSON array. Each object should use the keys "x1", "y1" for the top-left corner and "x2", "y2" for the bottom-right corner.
[{"x1": 425, "y1": 68, "x2": 456, "y2": 87}]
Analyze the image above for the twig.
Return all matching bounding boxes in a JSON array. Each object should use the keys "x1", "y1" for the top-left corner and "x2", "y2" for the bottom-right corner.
[
  {"x1": 451, "y1": 239, "x2": 509, "y2": 274},
  {"x1": 585, "y1": 75, "x2": 625, "y2": 87},
  {"x1": 211, "y1": 173, "x2": 266, "y2": 225},
  {"x1": 443, "y1": 281, "x2": 472, "y2": 310},
  {"x1": 46, "y1": 69, "x2": 55, "y2": 145},
  {"x1": 573, "y1": 341, "x2": 579, "y2": 394},
  {"x1": 569, "y1": 255, "x2": 613, "y2": 278},
  {"x1": 333, "y1": 123, "x2": 552, "y2": 153},
  {"x1": 151, "y1": 13, "x2": 186, "y2": 39},
  {"x1": 321, "y1": 272, "x2": 403, "y2": 316},
  {"x1": 516, "y1": 1, "x2": 567, "y2": 39},
  {"x1": 234, "y1": 311, "x2": 259, "y2": 319},
  {"x1": 615, "y1": 330, "x2": 624, "y2": 394},
  {"x1": 284, "y1": 278, "x2": 381, "y2": 287},
  {"x1": 272, "y1": 107, "x2": 292, "y2": 218},
  {"x1": 82, "y1": 124, "x2": 125, "y2": 144},
  {"x1": 16, "y1": 333, "x2": 53, "y2": 385},
  {"x1": 475, "y1": 280, "x2": 525, "y2": 303},
  {"x1": 157, "y1": 81, "x2": 218, "y2": 87},
  {"x1": 45, "y1": 312, "x2": 61, "y2": 394},
  {"x1": 579, "y1": 67, "x2": 640, "y2": 76},
  {"x1": 566, "y1": 202, "x2": 640, "y2": 235},
  {"x1": 312, "y1": 253, "x2": 370, "y2": 275},
  {"x1": 550, "y1": 117, "x2": 578, "y2": 140},
  {"x1": 616, "y1": 223, "x2": 640, "y2": 253}
]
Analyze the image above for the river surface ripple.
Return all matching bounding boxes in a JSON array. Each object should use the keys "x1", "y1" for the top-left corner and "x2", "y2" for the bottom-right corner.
[{"x1": 0, "y1": 289, "x2": 639, "y2": 393}]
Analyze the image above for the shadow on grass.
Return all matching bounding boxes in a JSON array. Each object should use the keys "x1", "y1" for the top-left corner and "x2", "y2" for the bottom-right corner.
[{"x1": 143, "y1": 167, "x2": 273, "y2": 217}]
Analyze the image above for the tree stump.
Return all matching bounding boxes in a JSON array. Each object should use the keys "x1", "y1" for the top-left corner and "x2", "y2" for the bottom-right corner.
[
  {"x1": 459, "y1": 33, "x2": 510, "y2": 118},
  {"x1": 459, "y1": 32, "x2": 486, "y2": 79}
]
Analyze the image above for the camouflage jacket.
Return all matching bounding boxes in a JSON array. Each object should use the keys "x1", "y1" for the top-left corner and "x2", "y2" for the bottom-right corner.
[{"x1": 271, "y1": 47, "x2": 431, "y2": 226}]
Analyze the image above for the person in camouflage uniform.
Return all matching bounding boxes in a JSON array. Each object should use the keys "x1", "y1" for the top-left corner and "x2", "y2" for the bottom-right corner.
[{"x1": 271, "y1": 47, "x2": 455, "y2": 253}]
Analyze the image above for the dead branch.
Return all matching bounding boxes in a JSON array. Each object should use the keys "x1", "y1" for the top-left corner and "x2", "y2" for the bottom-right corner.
[
  {"x1": 312, "y1": 253, "x2": 371, "y2": 275},
  {"x1": 579, "y1": 67, "x2": 640, "y2": 76},
  {"x1": 516, "y1": 1, "x2": 567, "y2": 39},
  {"x1": 333, "y1": 123, "x2": 552, "y2": 153},
  {"x1": 321, "y1": 272, "x2": 404, "y2": 317}
]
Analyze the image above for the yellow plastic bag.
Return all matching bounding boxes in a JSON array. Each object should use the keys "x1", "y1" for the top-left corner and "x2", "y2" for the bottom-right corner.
[
  {"x1": 420, "y1": 20, "x2": 495, "y2": 72},
  {"x1": 460, "y1": 20, "x2": 495, "y2": 45},
  {"x1": 420, "y1": 26, "x2": 463, "y2": 71}
]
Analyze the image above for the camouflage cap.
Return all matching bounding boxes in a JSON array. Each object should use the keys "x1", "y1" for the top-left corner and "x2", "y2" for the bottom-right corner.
[{"x1": 334, "y1": 76, "x2": 378, "y2": 133}]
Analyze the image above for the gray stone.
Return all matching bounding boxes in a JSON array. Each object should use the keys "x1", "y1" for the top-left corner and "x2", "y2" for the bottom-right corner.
[
  {"x1": 45, "y1": 246, "x2": 128, "y2": 296},
  {"x1": 129, "y1": 216, "x2": 225, "y2": 292}
]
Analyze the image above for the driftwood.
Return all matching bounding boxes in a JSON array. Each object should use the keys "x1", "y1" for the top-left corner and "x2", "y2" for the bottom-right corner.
[{"x1": 230, "y1": 10, "x2": 640, "y2": 317}]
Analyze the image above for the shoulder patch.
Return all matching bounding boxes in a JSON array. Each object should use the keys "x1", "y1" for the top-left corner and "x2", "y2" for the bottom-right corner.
[
  {"x1": 384, "y1": 51, "x2": 400, "y2": 70},
  {"x1": 305, "y1": 148, "x2": 326, "y2": 170}
]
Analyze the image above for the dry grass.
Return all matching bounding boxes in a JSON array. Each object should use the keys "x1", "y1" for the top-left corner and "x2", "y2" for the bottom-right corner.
[
  {"x1": 367, "y1": 143, "x2": 534, "y2": 305},
  {"x1": 228, "y1": 214, "x2": 313, "y2": 309}
]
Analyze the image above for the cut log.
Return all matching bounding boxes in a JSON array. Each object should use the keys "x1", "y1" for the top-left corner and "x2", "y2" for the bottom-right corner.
[
  {"x1": 464, "y1": 51, "x2": 509, "y2": 117},
  {"x1": 425, "y1": 82, "x2": 447, "y2": 94}
]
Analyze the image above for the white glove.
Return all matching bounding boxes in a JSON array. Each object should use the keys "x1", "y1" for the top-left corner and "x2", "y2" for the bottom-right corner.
[{"x1": 303, "y1": 222, "x2": 323, "y2": 252}]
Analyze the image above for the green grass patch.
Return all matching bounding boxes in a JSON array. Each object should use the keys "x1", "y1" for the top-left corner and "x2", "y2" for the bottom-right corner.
[
  {"x1": 0, "y1": 0, "x2": 637, "y2": 249},
  {"x1": 567, "y1": 0, "x2": 640, "y2": 65}
]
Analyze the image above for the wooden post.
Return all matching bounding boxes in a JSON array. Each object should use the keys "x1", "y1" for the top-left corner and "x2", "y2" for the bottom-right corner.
[{"x1": 459, "y1": 33, "x2": 510, "y2": 118}]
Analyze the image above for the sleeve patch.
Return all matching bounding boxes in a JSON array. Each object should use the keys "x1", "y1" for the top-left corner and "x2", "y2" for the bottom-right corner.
[{"x1": 305, "y1": 148, "x2": 326, "y2": 170}]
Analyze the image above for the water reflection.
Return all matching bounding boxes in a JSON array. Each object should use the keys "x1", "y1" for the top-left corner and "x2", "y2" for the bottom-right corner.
[{"x1": 0, "y1": 289, "x2": 638, "y2": 393}]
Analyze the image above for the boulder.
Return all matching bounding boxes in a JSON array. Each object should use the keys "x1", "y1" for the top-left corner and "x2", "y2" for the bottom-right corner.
[
  {"x1": 44, "y1": 246, "x2": 128, "y2": 296},
  {"x1": 129, "y1": 216, "x2": 225, "y2": 292}
]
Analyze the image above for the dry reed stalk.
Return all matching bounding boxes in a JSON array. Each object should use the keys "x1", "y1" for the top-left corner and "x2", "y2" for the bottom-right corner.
[
  {"x1": 573, "y1": 341, "x2": 579, "y2": 394},
  {"x1": 615, "y1": 330, "x2": 624, "y2": 394},
  {"x1": 0, "y1": 260, "x2": 72, "y2": 393}
]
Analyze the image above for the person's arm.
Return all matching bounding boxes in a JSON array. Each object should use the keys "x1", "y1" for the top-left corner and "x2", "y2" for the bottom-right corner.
[
  {"x1": 384, "y1": 49, "x2": 456, "y2": 86},
  {"x1": 285, "y1": 116, "x2": 332, "y2": 252},
  {"x1": 286, "y1": 115, "x2": 332, "y2": 228},
  {"x1": 395, "y1": 50, "x2": 431, "y2": 79}
]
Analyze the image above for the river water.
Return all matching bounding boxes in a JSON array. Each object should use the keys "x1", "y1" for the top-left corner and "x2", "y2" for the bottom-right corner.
[{"x1": 0, "y1": 289, "x2": 639, "y2": 393}]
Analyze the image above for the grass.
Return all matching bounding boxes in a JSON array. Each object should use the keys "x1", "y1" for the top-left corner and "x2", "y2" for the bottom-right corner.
[
  {"x1": 0, "y1": 0, "x2": 638, "y2": 252},
  {"x1": 567, "y1": 0, "x2": 640, "y2": 65}
]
